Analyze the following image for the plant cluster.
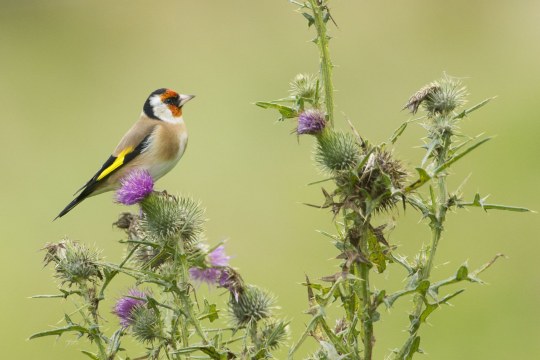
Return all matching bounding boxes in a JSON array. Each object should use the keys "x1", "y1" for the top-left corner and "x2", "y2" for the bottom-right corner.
[
  {"x1": 33, "y1": 2, "x2": 531, "y2": 360},
  {"x1": 257, "y1": 1, "x2": 530, "y2": 359},
  {"x1": 32, "y1": 170, "x2": 288, "y2": 359}
]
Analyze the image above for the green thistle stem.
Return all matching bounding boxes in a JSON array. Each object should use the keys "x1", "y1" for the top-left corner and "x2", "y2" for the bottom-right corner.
[
  {"x1": 79, "y1": 282, "x2": 108, "y2": 360},
  {"x1": 396, "y1": 123, "x2": 452, "y2": 358},
  {"x1": 175, "y1": 243, "x2": 209, "y2": 345},
  {"x1": 308, "y1": 0, "x2": 335, "y2": 127},
  {"x1": 357, "y1": 217, "x2": 374, "y2": 360}
]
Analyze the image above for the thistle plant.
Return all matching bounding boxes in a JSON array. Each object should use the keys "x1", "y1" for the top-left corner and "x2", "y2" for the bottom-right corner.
[
  {"x1": 32, "y1": 170, "x2": 289, "y2": 359},
  {"x1": 257, "y1": 1, "x2": 531, "y2": 359}
]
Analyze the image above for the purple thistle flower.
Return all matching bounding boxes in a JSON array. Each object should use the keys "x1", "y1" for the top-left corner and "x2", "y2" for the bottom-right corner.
[
  {"x1": 189, "y1": 267, "x2": 222, "y2": 285},
  {"x1": 116, "y1": 169, "x2": 154, "y2": 205},
  {"x1": 113, "y1": 289, "x2": 148, "y2": 326},
  {"x1": 208, "y1": 245, "x2": 230, "y2": 267},
  {"x1": 297, "y1": 109, "x2": 326, "y2": 135}
]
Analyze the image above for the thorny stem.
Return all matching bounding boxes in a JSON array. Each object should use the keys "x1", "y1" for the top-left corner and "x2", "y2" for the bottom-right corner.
[
  {"x1": 396, "y1": 122, "x2": 452, "y2": 358},
  {"x1": 79, "y1": 282, "x2": 108, "y2": 360},
  {"x1": 307, "y1": 0, "x2": 335, "y2": 127},
  {"x1": 357, "y1": 217, "x2": 374, "y2": 360},
  {"x1": 175, "y1": 242, "x2": 209, "y2": 345}
]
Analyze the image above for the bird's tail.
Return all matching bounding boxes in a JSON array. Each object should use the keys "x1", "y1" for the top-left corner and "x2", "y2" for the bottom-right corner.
[{"x1": 55, "y1": 187, "x2": 95, "y2": 220}]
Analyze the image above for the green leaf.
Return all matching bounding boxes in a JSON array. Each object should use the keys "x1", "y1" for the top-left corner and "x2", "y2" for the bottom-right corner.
[
  {"x1": 405, "y1": 167, "x2": 432, "y2": 192},
  {"x1": 302, "y1": 12, "x2": 315, "y2": 26},
  {"x1": 29, "y1": 325, "x2": 89, "y2": 340},
  {"x1": 80, "y1": 351, "x2": 99, "y2": 360},
  {"x1": 172, "y1": 345, "x2": 229, "y2": 359},
  {"x1": 434, "y1": 137, "x2": 491, "y2": 174},
  {"x1": 453, "y1": 97, "x2": 494, "y2": 120},
  {"x1": 402, "y1": 335, "x2": 421, "y2": 360},
  {"x1": 199, "y1": 300, "x2": 219, "y2": 322},
  {"x1": 255, "y1": 101, "x2": 298, "y2": 120},
  {"x1": 458, "y1": 193, "x2": 532, "y2": 212},
  {"x1": 389, "y1": 121, "x2": 409, "y2": 144},
  {"x1": 456, "y1": 265, "x2": 469, "y2": 281}
]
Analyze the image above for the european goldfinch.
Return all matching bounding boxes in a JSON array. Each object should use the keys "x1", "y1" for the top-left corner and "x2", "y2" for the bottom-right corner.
[{"x1": 56, "y1": 88, "x2": 194, "y2": 219}]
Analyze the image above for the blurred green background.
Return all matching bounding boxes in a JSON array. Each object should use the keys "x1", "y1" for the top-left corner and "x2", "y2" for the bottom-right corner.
[{"x1": 1, "y1": 0, "x2": 539, "y2": 359}]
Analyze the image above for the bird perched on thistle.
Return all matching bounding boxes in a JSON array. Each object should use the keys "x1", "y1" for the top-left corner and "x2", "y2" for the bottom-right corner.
[{"x1": 56, "y1": 88, "x2": 194, "y2": 219}]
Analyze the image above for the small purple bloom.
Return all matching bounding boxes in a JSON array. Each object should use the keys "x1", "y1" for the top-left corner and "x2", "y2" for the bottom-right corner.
[
  {"x1": 116, "y1": 169, "x2": 154, "y2": 205},
  {"x1": 189, "y1": 267, "x2": 222, "y2": 285},
  {"x1": 297, "y1": 109, "x2": 326, "y2": 135},
  {"x1": 208, "y1": 245, "x2": 230, "y2": 267},
  {"x1": 114, "y1": 289, "x2": 147, "y2": 326}
]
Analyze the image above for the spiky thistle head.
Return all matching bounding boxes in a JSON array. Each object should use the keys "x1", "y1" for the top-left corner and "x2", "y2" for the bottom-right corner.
[
  {"x1": 113, "y1": 289, "x2": 148, "y2": 327},
  {"x1": 140, "y1": 192, "x2": 205, "y2": 243},
  {"x1": 405, "y1": 74, "x2": 468, "y2": 117},
  {"x1": 229, "y1": 285, "x2": 275, "y2": 326},
  {"x1": 336, "y1": 147, "x2": 407, "y2": 213},
  {"x1": 43, "y1": 239, "x2": 102, "y2": 286},
  {"x1": 289, "y1": 73, "x2": 320, "y2": 101},
  {"x1": 130, "y1": 306, "x2": 163, "y2": 343},
  {"x1": 315, "y1": 130, "x2": 361, "y2": 173}
]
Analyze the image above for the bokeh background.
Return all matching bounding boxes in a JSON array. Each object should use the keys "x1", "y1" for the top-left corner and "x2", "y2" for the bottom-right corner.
[{"x1": 1, "y1": 1, "x2": 539, "y2": 359}]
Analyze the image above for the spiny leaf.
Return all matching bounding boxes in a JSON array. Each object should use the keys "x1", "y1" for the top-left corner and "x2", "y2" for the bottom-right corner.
[
  {"x1": 405, "y1": 167, "x2": 432, "y2": 192},
  {"x1": 434, "y1": 137, "x2": 491, "y2": 174},
  {"x1": 458, "y1": 193, "x2": 532, "y2": 212},
  {"x1": 453, "y1": 97, "x2": 495, "y2": 120},
  {"x1": 29, "y1": 325, "x2": 89, "y2": 340},
  {"x1": 255, "y1": 101, "x2": 298, "y2": 120}
]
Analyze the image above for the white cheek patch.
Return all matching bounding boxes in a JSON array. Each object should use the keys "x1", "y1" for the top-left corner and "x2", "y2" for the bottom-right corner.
[{"x1": 150, "y1": 95, "x2": 183, "y2": 124}]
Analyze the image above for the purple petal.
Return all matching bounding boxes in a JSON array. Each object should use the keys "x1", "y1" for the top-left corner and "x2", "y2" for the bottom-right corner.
[
  {"x1": 116, "y1": 169, "x2": 154, "y2": 205},
  {"x1": 113, "y1": 289, "x2": 147, "y2": 326},
  {"x1": 189, "y1": 267, "x2": 221, "y2": 285},
  {"x1": 208, "y1": 245, "x2": 230, "y2": 267},
  {"x1": 297, "y1": 109, "x2": 326, "y2": 135}
]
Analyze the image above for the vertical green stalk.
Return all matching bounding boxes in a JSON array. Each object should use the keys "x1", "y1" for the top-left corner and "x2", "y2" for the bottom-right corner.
[
  {"x1": 396, "y1": 122, "x2": 452, "y2": 358},
  {"x1": 175, "y1": 242, "x2": 209, "y2": 345},
  {"x1": 356, "y1": 217, "x2": 374, "y2": 360},
  {"x1": 308, "y1": 0, "x2": 335, "y2": 127}
]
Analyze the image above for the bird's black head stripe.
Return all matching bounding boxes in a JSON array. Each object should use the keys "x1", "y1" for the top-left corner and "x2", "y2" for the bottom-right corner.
[{"x1": 143, "y1": 88, "x2": 168, "y2": 119}]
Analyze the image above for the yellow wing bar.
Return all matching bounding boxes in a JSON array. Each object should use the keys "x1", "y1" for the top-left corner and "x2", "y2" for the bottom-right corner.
[{"x1": 96, "y1": 146, "x2": 134, "y2": 181}]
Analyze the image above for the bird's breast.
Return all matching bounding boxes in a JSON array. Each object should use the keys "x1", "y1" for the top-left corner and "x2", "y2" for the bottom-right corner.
[{"x1": 145, "y1": 122, "x2": 188, "y2": 180}]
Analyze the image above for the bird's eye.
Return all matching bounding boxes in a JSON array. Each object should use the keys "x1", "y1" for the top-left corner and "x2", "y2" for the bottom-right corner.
[{"x1": 164, "y1": 97, "x2": 177, "y2": 105}]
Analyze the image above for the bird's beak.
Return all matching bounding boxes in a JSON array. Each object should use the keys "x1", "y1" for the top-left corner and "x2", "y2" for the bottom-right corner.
[{"x1": 179, "y1": 94, "x2": 195, "y2": 106}]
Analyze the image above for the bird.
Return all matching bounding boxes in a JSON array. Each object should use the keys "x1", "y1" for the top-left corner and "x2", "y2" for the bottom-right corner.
[{"x1": 56, "y1": 88, "x2": 194, "y2": 219}]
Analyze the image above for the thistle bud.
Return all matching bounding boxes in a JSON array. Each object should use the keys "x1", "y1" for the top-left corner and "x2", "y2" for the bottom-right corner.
[
  {"x1": 315, "y1": 130, "x2": 361, "y2": 172},
  {"x1": 229, "y1": 285, "x2": 275, "y2": 326},
  {"x1": 43, "y1": 239, "x2": 102, "y2": 286},
  {"x1": 140, "y1": 193, "x2": 205, "y2": 243},
  {"x1": 289, "y1": 73, "x2": 320, "y2": 100}
]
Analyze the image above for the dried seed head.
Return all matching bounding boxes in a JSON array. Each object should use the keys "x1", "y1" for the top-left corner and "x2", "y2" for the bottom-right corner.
[
  {"x1": 43, "y1": 239, "x2": 102, "y2": 285},
  {"x1": 404, "y1": 82, "x2": 440, "y2": 114},
  {"x1": 337, "y1": 148, "x2": 407, "y2": 213},
  {"x1": 404, "y1": 75, "x2": 468, "y2": 116}
]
